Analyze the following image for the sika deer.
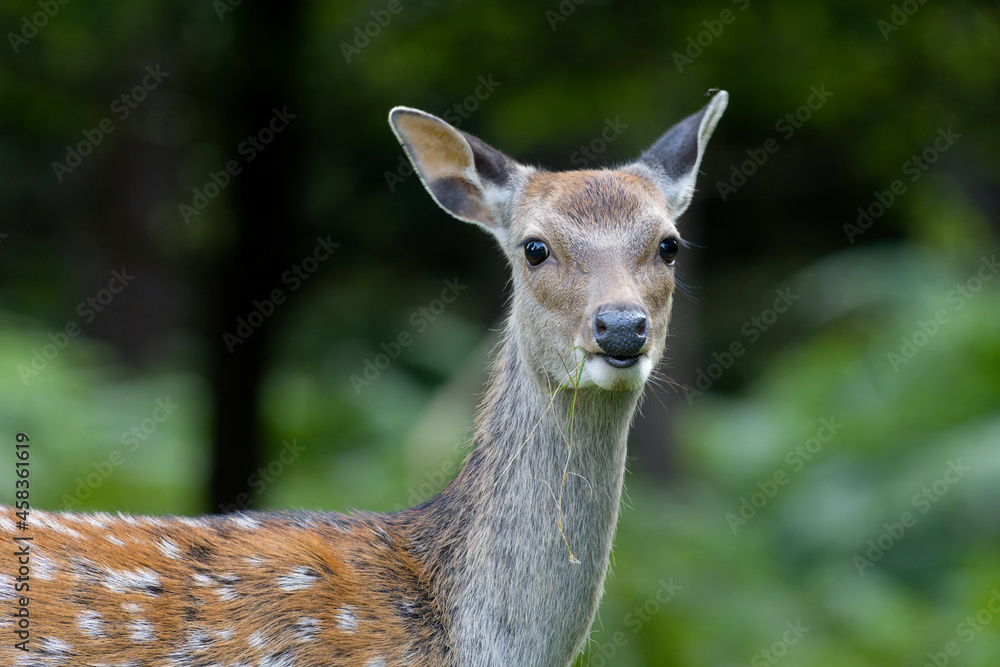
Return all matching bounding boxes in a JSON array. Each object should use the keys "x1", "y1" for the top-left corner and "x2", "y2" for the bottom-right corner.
[{"x1": 1, "y1": 91, "x2": 728, "y2": 666}]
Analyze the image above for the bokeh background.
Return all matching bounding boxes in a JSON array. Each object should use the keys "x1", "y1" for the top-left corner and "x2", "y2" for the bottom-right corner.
[{"x1": 2, "y1": 1, "x2": 999, "y2": 664}]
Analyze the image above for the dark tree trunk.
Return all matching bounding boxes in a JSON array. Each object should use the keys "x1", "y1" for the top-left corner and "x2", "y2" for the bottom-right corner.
[{"x1": 207, "y1": 3, "x2": 304, "y2": 512}]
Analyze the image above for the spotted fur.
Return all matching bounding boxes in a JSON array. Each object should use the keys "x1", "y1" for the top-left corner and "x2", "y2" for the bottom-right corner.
[{"x1": 1, "y1": 92, "x2": 728, "y2": 666}]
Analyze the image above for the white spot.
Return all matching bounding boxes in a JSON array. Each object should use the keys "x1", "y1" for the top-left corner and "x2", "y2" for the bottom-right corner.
[
  {"x1": 176, "y1": 516, "x2": 209, "y2": 528},
  {"x1": 0, "y1": 514, "x2": 16, "y2": 532},
  {"x1": 39, "y1": 636, "x2": 72, "y2": 655},
  {"x1": 83, "y1": 513, "x2": 112, "y2": 529},
  {"x1": 128, "y1": 618, "x2": 156, "y2": 643},
  {"x1": 185, "y1": 627, "x2": 211, "y2": 650},
  {"x1": 216, "y1": 628, "x2": 234, "y2": 641},
  {"x1": 248, "y1": 631, "x2": 266, "y2": 649},
  {"x1": 77, "y1": 610, "x2": 105, "y2": 638},
  {"x1": 122, "y1": 602, "x2": 142, "y2": 614},
  {"x1": 193, "y1": 573, "x2": 214, "y2": 587},
  {"x1": 215, "y1": 586, "x2": 238, "y2": 602},
  {"x1": 34, "y1": 512, "x2": 82, "y2": 538},
  {"x1": 365, "y1": 658, "x2": 387, "y2": 667},
  {"x1": 276, "y1": 566, "x2": 318, "y2": 592},
  {"x1": 245, "y1": 555, "x2": 265, "y2": 567},
  {"x1": 27, "y1": 551, "x2": 53, "y2": 581},
  {"x1": 335, "y1": 607, "x2": 358, "y2": 633},
  {"x1": 103, "y1": 567, "x2": 162, "y2": 594},
  {"x1": 295, "y1": 617, "x2": 320, "y2": 642},
  {"x1": 158, "y1": 538, "x2": 182, "y2": 559},
  {"x1": 231, "y1": 514, "x2": 262, "y2": 530}
]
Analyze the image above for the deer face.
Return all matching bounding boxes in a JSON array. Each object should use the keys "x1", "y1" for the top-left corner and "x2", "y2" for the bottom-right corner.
[
  {"x1": 506, "y1": 169, "x2": 680, "y2": 392},
  {"x1": 388, "y1": 92, "x2": 726, "y2": 393}
]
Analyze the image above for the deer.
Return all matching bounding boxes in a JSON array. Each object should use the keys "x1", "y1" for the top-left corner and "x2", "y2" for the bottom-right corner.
[{"x1": 1, "y1": 90, "x2": 728, "y2": 667}]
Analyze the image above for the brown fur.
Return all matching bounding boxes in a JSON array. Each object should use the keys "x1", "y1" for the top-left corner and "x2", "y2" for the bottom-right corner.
[
  {"x1": 0, "y1": 94, "x2": 728, "y2": 666},
  {"x1": 2, "y1": 508, "x2": 448, "y2": 666}
]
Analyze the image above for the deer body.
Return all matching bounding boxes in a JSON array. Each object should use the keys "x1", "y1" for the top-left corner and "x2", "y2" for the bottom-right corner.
[{"x1": 1, "y1": 92, "x2": 727, "y2": 666}]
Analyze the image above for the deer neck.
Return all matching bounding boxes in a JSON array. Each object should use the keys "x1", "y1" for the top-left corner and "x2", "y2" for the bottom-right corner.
[{"x1": 404, "y1": 329, "x2": 641, "y2": 665}]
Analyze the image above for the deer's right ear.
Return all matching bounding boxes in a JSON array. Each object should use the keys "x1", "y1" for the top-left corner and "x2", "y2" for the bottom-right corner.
[
  {"x1": 389, "y1": 107, "x2": 525, "y2": 235},
  {"x1": 635, "y1": 91, "x2": 729, "y2": 219}
]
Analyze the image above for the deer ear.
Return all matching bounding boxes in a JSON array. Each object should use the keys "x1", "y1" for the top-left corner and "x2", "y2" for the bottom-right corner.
[
  {"x1": 635, "y1": 91, "x2": 728, "y2": 218},
  {"x1": 389, "y1": 107, "x2": 526, "y2": 235}
]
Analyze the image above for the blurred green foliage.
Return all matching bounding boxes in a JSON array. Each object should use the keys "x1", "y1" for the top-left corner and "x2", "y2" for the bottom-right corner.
[{"x1": 1, "y1": 0, "x2": 999, "y2": 664}]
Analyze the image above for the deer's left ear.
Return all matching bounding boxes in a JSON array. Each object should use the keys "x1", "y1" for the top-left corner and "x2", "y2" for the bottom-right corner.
[
  {"x1": 389, "y1": 107, "x2": 530, "y2": 240},
  {"x1": 633, "y1": 91, "x2": 728, "y2": 218}
]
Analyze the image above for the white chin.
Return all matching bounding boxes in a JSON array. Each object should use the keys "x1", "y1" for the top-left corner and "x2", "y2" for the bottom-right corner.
[{"x1": 576, "y1": 351, "x2": 652, "y2": 392}]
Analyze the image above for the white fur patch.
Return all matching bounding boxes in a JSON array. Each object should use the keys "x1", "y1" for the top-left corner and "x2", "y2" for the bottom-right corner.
[
  {"x1": 295, "y1": 617, "x2": 321, "y2": 642},
  {"x1": 176, "y1": 516, "x2": 210, "y2": 528},
  {"x1": 83, "y1": 512, "x2": 112, "y2": 528},
  {"x1": 39, "y1": 636, "x2": 72, "y2": 655},
  {"x1": 215, "y1": 586, "x2": 238, "y2": 601},
  {"x1": 103, "y1": 567, "x2": 161, "y2": 594},
  {"x1": 193, "y1": 573, "x2": 214, "y2": 587},
  {"x1": 335, "y1": 607, "x2": 358, "y2": 633},
  {"x1": 32, "y1": 552, "x2": 56, "y2": 581},
  {"x1": 34, "y1": 512, "x2": 82, "y2": 538},
  {"x1": 77, "y1": 610, "x2": 105, "y2": 638},
  {"x1": 276, "y1": 566, "x2": 318, "y2": 591},
  {"x1": 158, "y1": 538, "x2": 182, "y2": 559},
  {"x1": 231, "y1": 514, "x2": 262, "y2": 530},
  {"x1": 128, "y1": 619, "x2": 155, "y2": 643}
]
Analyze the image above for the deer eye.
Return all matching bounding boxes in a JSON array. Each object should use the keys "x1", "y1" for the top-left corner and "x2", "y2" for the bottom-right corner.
[
  {"x1": 524, "y1": 240, "x2": 550, "y2": 267},
  {"x1": 658, "y1": 237, "x2": 679, "y2": 265}
]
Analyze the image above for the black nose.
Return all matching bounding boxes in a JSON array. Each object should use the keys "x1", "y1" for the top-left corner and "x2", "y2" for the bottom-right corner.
[{"x1": 594, "y1": 306, "x2": 647, "y2": 366}]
